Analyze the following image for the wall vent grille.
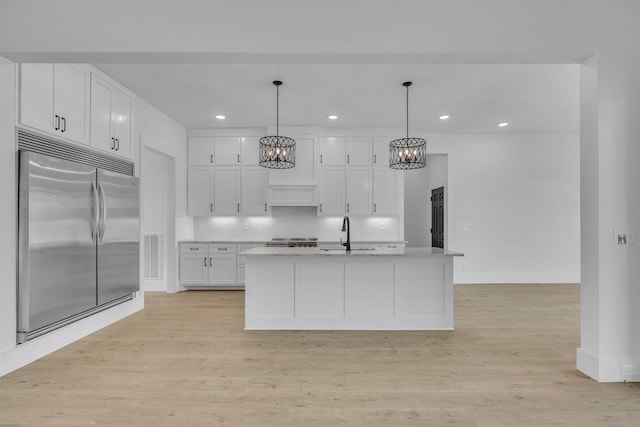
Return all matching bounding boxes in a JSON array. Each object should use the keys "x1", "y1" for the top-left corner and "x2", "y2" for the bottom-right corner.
[
  {"x1": 144, "y1": 234, "x2": 162, "y2": 279},
  {"x1": 17, "y1": 129, "x2": 134, "y2": 176}
]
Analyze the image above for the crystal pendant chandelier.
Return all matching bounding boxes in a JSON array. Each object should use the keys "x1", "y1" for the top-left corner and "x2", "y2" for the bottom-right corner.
[
  {"x1": 259, "y1": 81, "x2": 296, "y2": 169},
  {"x1": 389, "y1": 82, "x2": 427, "y2": 170}
]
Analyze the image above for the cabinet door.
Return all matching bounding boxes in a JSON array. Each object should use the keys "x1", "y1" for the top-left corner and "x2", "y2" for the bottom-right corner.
[
  {"x1": 180, "y1": 254, "x2": 210, "y2": 285},
  {"x1": 373, "y1": 168, "x2": 397, "y2": 216},
  {"x1": 188, "y1": 167, "x2": 214, "y2": 215},
  {"x1": 111, "y1": 88, "x2": 133, "y2": 158},
  {"x1": 20, "y1": 64, "x2": 55, "y2": 134},
  {"x1": 54, "y1": 64, "x2": 88, "y2": 144},
  {"x1": 268, "y1": 136, "x2": 316, "y2": 185},
  {"x1": 90, "y1": 77, "x2": 115, "y2": 152},
  {"x1": 188, "y1": 137, "x2": 215, "y2": 166},
  {"x1": 214, "y1": 166, "x2": 241, "y2": 215},
  {"x1": 318, "y1": 137, "x2": 345, "y2": 165},
  {"x1": 317, "y1": 167, "x2": 345, "y2": 216},
  {"x1": 373, "y1": 137, "x2": 393, "y2": 167},
  {"x1": 209, "y1": 254, "x2": 237, "y2": 285},
  {"x1": 240, "y1": 137, "x2": 260, "y2": 166},
  {"x1": 346, "y1": 167, "x2": 372, "y2": 216},
  {"x1": 346, "y1": 137, "x2": 373, "y2": 166},
  {"x1": 214, "y1": 137, "x2": 242, "y2": 165},
  {"x1": 241, "y1": 167, "x2": 269, "y2": 215}
]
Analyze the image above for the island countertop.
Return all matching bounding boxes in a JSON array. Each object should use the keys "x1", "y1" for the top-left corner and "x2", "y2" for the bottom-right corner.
[{"x1": 242, "y1": 247, "x2": 463, "y2": 257}]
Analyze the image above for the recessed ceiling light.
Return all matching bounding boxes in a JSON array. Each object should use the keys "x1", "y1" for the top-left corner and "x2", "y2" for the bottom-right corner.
[
  {"x1": 497, "y1": 122, "x2": 509, "y2": 127},
  {"x1": 439, "y1": 115, "x2": 450, "y2": 120},
  {"x1": 215, "y1": 114, "x2": 226, "y2": 120},
  {"x1": 328, "y1": 115, "x2": 338, "y2": 120}
]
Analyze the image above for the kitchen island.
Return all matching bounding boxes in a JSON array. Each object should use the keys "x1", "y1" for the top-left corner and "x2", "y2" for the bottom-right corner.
[{"x1": 243, "y1": 247, "x2": 463, "y2": 330}]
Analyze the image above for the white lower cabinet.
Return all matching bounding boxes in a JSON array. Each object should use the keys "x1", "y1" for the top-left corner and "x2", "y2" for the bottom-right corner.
[{"x1": 180, "y1": 244, "x2": 239, "y2": 288}]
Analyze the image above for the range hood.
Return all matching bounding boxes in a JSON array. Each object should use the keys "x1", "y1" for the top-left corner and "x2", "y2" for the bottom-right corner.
[{"x1": 267, "y1": 184, "x2": 317, "y2": 207}]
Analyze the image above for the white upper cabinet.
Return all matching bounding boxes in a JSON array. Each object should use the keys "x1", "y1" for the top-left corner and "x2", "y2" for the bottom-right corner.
[
  {"x1": 372, "y1": 168, "x2": 398, "y2": 216},
  {"x1": 188, "y1": 167, "x2": 215, "y2": 216},
  {"x1": 188, "y1": 137, "x2": 215, "y2": 166},
  {"x1": 346, "y1": 137, "x2": 373, "y2": 166},
  {"x1": 214, "y1": 137, "x2": 241, "y2": 165},
  {"x1": 346, "y1": 167, "x2": 372, "y2": 215},
  {"x1": 317, "y1": 167, "x2": 345, "y2": 216},
  {"x1": 213, "y1": 166, "x2": 241, "y2": 215},
  {"x1": 240, "y1": 137, "x2": 260, "y2": 166},
  {"x1": 90, "y1": 75, "x2": 133, "y2": 159},
  {"x1": 318, "y1": 137, "x2": 346, "y2": 166},
  {"x1": 373, "y1": 137, "x2": 393, "y2": 167},
  {"x1": 241, "y1": 167, "x2": 269, "y2": 215},
  {"x1": 20, "y1": 63, "x2": 89, "y2": 144}
]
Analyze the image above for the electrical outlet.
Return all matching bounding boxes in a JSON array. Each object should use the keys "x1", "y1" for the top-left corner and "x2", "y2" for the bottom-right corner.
[
  {"x1": 614, "y1": 228, "x2": 629, "y2": 245},
  {"x1": 199, "y1": 223, "x2": 205, "y2": 231},
  {"x1": 378, "y1": 222, "x2": 385, "y2": 231},
  {"x1": 622, "y1": 364, "x2": 639, "y2": 376},
  {"x1": 462, "y1": 262, "x2": 469, "y2": 270},
  {"x1": 243, "y1": 222, "x2": 249, "y2": 231},
  {"x1": 462, "y1": 223, "x2": 471, "y2": 231}
]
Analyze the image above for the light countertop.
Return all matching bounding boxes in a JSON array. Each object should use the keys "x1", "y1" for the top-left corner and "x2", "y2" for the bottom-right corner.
[{"x1": 243, "y1": 247, "x2": 463, "y2": 257}]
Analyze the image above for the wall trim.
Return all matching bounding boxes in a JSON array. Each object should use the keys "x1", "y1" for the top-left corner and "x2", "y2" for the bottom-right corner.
[{"x1": 577, "y1": 347, "x2": 640, "y2": 382}]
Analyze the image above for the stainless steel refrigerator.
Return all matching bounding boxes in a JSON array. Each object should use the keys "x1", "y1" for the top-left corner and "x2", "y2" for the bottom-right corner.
[{"x1": 18, "y1": 149, "x2": 139, "y2": 343}]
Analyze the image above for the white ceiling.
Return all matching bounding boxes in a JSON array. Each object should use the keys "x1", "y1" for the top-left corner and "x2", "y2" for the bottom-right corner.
[{"x1": 96, "y1": 63, "x2": 579, "y2": 134}]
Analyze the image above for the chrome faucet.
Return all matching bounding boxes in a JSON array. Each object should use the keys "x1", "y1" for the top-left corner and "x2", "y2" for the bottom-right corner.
[{"x1": 340, "y1": 216, "x2": 351, "y2": 253}]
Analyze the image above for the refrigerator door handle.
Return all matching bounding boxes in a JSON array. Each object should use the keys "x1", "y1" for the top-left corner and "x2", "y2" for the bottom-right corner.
[
  {"x1": 98, "y1": 183, "x2": 106, "y2": 242},
  {"x1": 91, "y1": 181, "x2": 100, "y2": 242}
]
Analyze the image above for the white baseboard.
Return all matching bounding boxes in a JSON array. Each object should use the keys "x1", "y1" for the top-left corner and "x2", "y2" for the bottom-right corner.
[
  {"x1": 577, "y1": 347, "x2": 640, "y2": 382},
  {"x1": 454, "y1": 273, "x2": 580, "y2": 284},
  {"x1": 0, "y1": 296, "x2": 144, "y2": 378}
]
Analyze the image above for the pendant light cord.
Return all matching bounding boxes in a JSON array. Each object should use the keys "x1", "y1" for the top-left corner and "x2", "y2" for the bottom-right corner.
[
  {"x1": 406, "y1": 84, "x2": 409, "y2": 140},
  {"x1": 276, "y1": 83, "x2": 279, "y2": 138}
]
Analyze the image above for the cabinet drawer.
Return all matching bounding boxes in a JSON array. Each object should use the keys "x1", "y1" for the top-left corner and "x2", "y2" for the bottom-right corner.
[
  {"x1": 180, "y1": 244, "x2": 208, "y2": 253},
  {"x1": 209, "y1": 244, "x2": 237, "y2": 254}
]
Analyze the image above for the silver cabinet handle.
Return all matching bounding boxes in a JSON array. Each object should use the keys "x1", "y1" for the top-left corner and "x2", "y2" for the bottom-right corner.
[
  {"x1": 264, "y1": 202, "x2": 267, "y2": 212},
  {"x1": 111, "y1": 137, "x2": 115, "y2": 150},
  {"x1": 210, "y1": 154, "x2": 213, "y2": 164},
  {"x1": 320, "y1": 203, "x2": 323, "y2": 213},
  {"x1": 204, "y1": 257, "x2": 208, "y2": 267},
  {"x1": 210, "y1": 203, "x2": 214, "y2": 212},
  {"x1": 237, "y1": 154, "x2": 240, "y2": 163},
  {"x1": 347, "y1": 203, "x2": 350, "y2": 213},
  {"x1": 54, "y1": 114, "x2": 60, "y2": 131},
  {"x1": 320, "y1": 154, "x2": 323, "y2": 164},
  {"x1": 209, "y1": 257, "x2": 212, "y2": 265},
  {"x1": 218, "y1": 247, "x2": 228, "y2": 251},
  {"x1": 347, "y1": 154, "x2": 350, "y2": 164},
  {"x1": 60, "y1": 116, "x2": 66, "y2": 132},
  {"x1": 237, "y1": 203, "x2": 240, "y2": 212},
  {"x1": 374, "y1": 203, "x2": 377, "y2": 213},
  {"x1": 374, "y1": 154, "x2": 377, "y2": 164},
  {"x1": 115, "y1": 138, "x2": 120, "y2": 151}
]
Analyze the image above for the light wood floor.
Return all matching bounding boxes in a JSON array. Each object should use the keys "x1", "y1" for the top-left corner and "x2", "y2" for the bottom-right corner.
[{"x1": 1, "y1": 284, "x2": 638, "y2": 426}]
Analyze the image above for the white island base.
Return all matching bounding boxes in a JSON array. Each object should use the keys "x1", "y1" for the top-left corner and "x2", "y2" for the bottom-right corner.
[{"x1": 244, "y1": 247, "x2": 462, "y2": 330}]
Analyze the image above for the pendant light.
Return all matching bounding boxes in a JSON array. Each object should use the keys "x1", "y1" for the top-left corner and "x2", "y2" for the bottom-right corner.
[
  {"x1": 389, "y1": 81, "x2": 426, "y2": 170},
  {"x1": 259, "y1": 81, "x2": 296, "y2": 169}
]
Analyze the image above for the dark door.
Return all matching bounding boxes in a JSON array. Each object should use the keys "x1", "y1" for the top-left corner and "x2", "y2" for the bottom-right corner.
[{"x1": 431, "y1": 186, "x2": 444, "y2": 248}]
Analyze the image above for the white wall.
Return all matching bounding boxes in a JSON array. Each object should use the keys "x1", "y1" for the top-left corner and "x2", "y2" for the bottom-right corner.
[
  {"x1": 0, "y1": 0, "x2": 639, "y2": 382},
  {"x1": 0, "y1": 58, "x2": 16, "y2": 355},
  {"x1": 428, "y1": 133, "x2": 581, "y2": 284},
  {"x1": 135, "y1": 97, "x2": 191, "y2": 292}
]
